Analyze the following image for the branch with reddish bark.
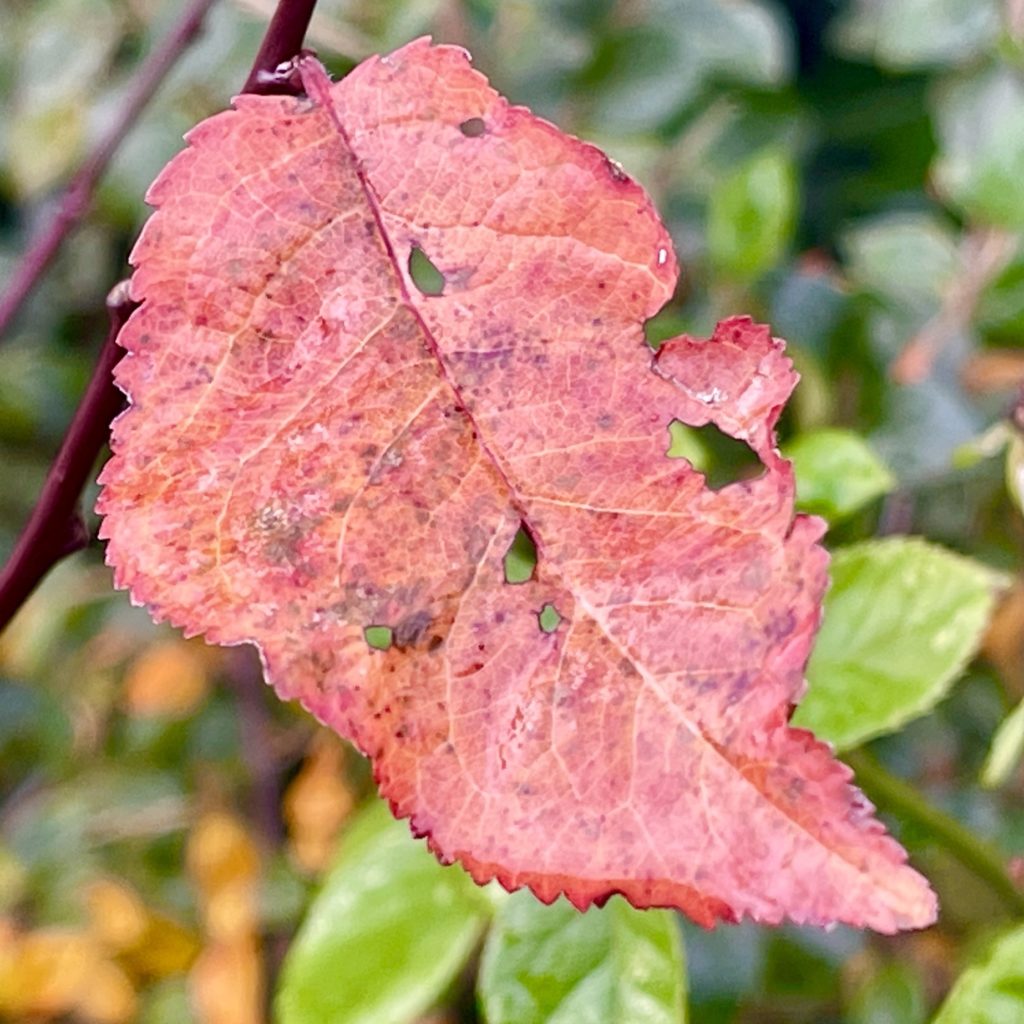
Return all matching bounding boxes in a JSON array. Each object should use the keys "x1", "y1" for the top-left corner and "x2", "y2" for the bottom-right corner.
[
  {"x1": 891, "y1": 227, "x2": 1018, "y2": 385},
  {"x1": 0, "y1": 0, "x2": 219, "y2": 339},
  {"x1": 0, "y1": 0, "x2": 320, "y2": 633}
]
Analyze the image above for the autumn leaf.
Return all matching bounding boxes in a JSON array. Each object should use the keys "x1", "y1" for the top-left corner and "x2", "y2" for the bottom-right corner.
[{"x1": 98, "y1": 38, "x2": 936, "y2": 932}]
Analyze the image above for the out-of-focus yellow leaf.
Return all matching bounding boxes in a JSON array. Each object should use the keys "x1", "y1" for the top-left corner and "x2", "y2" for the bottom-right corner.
[
  {"x1": 122, "y1": 638, "x2": 213, "y2": 719},
  {"x1": 85, "y1": 878, "x2": 149, "y2": 952},
  {"x1": 123, "y1": 912, "x2": 200, "y2": 979},
  {"x1": 190, "y1": 937, "x2": 263, "y2": 1024},
  {"x1": 83, "y1": 875, "x2": 200, "y2": 977},
  {"x1": 75, "y1": 958, "x2": 137, "y2": 1024},
  {"x1": 0, "y1": 926, "x2": 99, "y2": 1017},
  {"x1": 188, "y1": 812, "x2": 261, "y2": 895},
  {"x1": 7, "y1": 98, "x2": 86, "y2": 197},
  {"x1": 283, "y1": 733, "x2": 354, "y2": 873},
  {"x1": 188, "y1": 811, "x2": 261, "y2": 943},
  {"x1": 203, "y1": 879, "x2": 259, "y2": 943}
]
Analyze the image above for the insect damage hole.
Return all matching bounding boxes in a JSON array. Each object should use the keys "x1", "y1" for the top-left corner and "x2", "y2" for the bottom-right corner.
[
  {"x1": 537, "y1": 604, "x2": 562, "y2": 633},
  {"x1": 409, "y1": 246, "x2": 445, "y2": 296},
  {"x1": 503, "y1": 524, "x2": 537, "y2": 584},
  {"x1": 459, "y1": 117, "x2": 486, "y2": 137},
  {"x1": 363, "y1": 625, "x2": 393, "y2": 651},
  {"x1": 665, "y1": 420, "x2": 763, "y2": 490}
]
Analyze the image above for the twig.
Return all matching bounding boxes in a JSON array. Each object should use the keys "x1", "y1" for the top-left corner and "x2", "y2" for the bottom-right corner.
[
  {"x1": 847, "y1": 748, "x2": 1024, "y2": 916},
  {"x1": 242, "y1": 0, "x2": 320, "y2": 94},
  {"x1": 0, "y1": 283, "x2": 135, "y2": 632},
  {"x1": 891, "y1": 228, "x2": 1017, "y2": 385},
  {"x1": 223, "y1": 646, "x2": 286, "y2": 849},
  {"x1": 0, "y1": 0, "x2": 219, "y2": 340},
  {"x1": 0, "y1": 0, "x2": 320, "y2": 633}
]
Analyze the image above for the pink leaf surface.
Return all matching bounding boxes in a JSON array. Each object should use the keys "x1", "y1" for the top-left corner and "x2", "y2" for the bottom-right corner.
[{"x1": 98, "y1": 39, "x2": 937, "y2": 931}]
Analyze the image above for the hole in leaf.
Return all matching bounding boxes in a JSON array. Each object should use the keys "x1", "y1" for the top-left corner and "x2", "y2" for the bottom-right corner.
[
  {"x1": 503, "y1": 524, "x2": 537, "y2": 584},
  {"x1": 666, "y1": 420, "x2": 762, "y2": 490},
  {"x1": 364, "y1": 625, "x2": 393, "y2": 650},
  {"x1": 459, "y1": 117, "x2": 486, "y2": 137},
  {"x1": 537, "y1": 603, "x2": 562, "y2": 633},
  {"x1": 409, "y1": 246, "x2": 445, "y2": 296}
]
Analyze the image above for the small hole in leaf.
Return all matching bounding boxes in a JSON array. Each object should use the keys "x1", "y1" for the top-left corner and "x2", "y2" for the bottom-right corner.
[
  {"x1": 459, "y1": 117, "x2": 486, "y2": 137},
  {"x1": 538, "y1": 604, "x2": 562, "y2": 633},
  {"x1": 409, "y1": 246, "x2": 445, "y2": 296},
  {"x1": 503, "y1": 524, "x2": 537, "y2": 584},
  {"x1": 666, "y1": 420, "x2": 762, "y2": 490},
  {"x1": 364, "y1": 625, "x2": 393, "y2": 650}
]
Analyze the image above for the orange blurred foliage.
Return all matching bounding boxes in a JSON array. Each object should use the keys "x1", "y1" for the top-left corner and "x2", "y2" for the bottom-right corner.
[
  {"x1": 283, "y1": 732, "x2": 354, "y2": 873},
  {"x1": 121, "y1": 638, "x2": 214, "y2": 719}
]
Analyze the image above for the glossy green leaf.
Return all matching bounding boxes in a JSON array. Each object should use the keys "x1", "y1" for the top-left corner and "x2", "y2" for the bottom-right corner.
[
  {"x1": 1004, "y1": 435, "x2": 1024, "y2": 520},
  {"x1": 831, "y1": 0, "x2": 999, "y2": 70},
  {"x1": 478, "y1": 893, "x2": 686, "y2": 1024},
  {"x1": 665, "y1": 420, "x2": 710, "y2": 470},
  {"x1": 794, "y1": 539, "x2": 998, "y2": 750},
  {"x1": 932, "y1": 925, "x2": 1024, "y2": 1024},
  {"x1": 933, "y1": 68, "x2": 1024, "y2": 228},
  {"x1": 708, "y1": 148, "x2": 796, "y2": 281},
  {"x1": 276, "y1": 800, "x2": 494, "y2": 1024},
  {"x1": 842, "y1": 213, "x2": 958, "y2": 310},
  {"x1": 846, "y1": 960, "x2": 927, "y2": 1024},
  {"x1": 592, "y1": 0, "x2": 790, "y2": 131},
  {"x1": 785, "y1": 428, "x2": 894, "y2": 522},
  {"x1": 981, "y1": 698, "x2": 1024, "y2": 790}
]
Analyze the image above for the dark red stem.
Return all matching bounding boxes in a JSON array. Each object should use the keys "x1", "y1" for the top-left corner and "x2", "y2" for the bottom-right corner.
[
  {"x1": 0, "y1": 284, "x2": 135, "y2": 632},
  {"x1": 242, "y1": 0, "x2": 320, "y2": 95},
  {"x1": 0, "y1": 0, "x2": 319, "y2": 634},
  {"x1": 0, "y1": 0, "x2": 219, "y2": 340}
]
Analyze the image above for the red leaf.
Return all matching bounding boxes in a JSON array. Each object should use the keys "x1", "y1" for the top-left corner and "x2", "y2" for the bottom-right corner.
[{"x1": 98, "y1": 40, "x2": 936, "y2": 932}]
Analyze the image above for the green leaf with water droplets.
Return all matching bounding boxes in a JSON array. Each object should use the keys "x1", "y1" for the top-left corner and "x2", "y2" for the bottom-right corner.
[
  {"x1": 785, "y1": 428, "x2": 894, "y2": 523},
  {"x1": 478, "y1": 891, "x2": 686, "y2": 1024},
  {"x1": 794, "y1": 538, "x2": 999, "y2": 750},
  {"x1": 933, "y1": 924, "x2": 1024, "y2": 1024},
  {"x1": 276, "y1": 800, "x2": 494, "y2": 1024}
]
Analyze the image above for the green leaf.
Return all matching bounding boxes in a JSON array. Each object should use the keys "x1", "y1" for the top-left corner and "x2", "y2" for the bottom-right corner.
[
  {"x1": 665, "y1": 420, "x2": 710, "y2": 471},
  {"x1": 276, "y1": 800, "x2": 494, "y2": 1024},
  {"x1": 845, "y1": 960, "x2": 927, "y2": 1024},
  {"x1": 708, "y1": 148, "x2": 796, "y2": 281},
  {"x1": 933, "y1": 68, "x2": 1024, "y2": 228},
  {"x1": 932, "y1": 925, "x2": 1024, "y2": 1024},
  {"x1": 1005, "y1": 435, "x2": 1024, "y2": 519},
  {"x1": 478, "y1": 892, "x2": 686, "y2": 1024},
  {"x1": 831, "y1": 0, "x2": 999, "y2": 70},
  {"x1": 785, "y1": 428, "x2": 894, "y2": 522},
  {"x1": 981, "y1": 698, "x2": 1024, "y2": 790},
  {"x1": 591, "y1": 0, "x2": 791, "y2": 132},
  {"x1": 794, "y1": 538, "x2": 999, "y2": 750},
  {"x1": 842, "y1": 213, "x2": 958, "y2": 311}
]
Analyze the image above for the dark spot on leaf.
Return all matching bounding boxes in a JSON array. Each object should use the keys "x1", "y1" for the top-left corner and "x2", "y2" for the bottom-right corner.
[
  {"x1": 504, "y1": 524, "x2": 537, "y2": 584},
  {"x1": 538, "y1": 604, "x2": 562, "y2": 633},
  {"x1": 364, "y1": 625, "x2": 393, "y2": 650},
  {"x1": 409, "y1": 246, "x2": 444, "y2": 296},
  {"x1": 459, "y1": 117, "x2": 486, "y2": 137},
  {"x1": 394, "y1": 610, "x2": 433, "y2": 648}
]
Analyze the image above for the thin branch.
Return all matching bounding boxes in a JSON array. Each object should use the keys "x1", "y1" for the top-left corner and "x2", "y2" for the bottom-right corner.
[
  {"x1": 223, "y1": 646, "x2": 286, "y2": 849},
  {"x1": 242, "y1": 0, "x2": 320, "y2": 94},
  {"x1": 847, "y1": 748, "x2": 1024, "y2": 916},
  {"x1": 891, "y1": 228, "x2": 1018, "y2": 385},
  {"x1": 0, "y1": 0, "x2": 220, "y2": 341},
  {"x1": 0, "y1": 283, "x2": 135, "y2": 632},
  {"x1": 0, "y1": 0, "x2": 320, "y2": 633}
]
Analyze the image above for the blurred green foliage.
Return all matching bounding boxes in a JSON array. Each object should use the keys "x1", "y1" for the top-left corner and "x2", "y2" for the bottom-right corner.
[{"x1": 3, "y1": 1, "x2": 1024, "y2": 1022}]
